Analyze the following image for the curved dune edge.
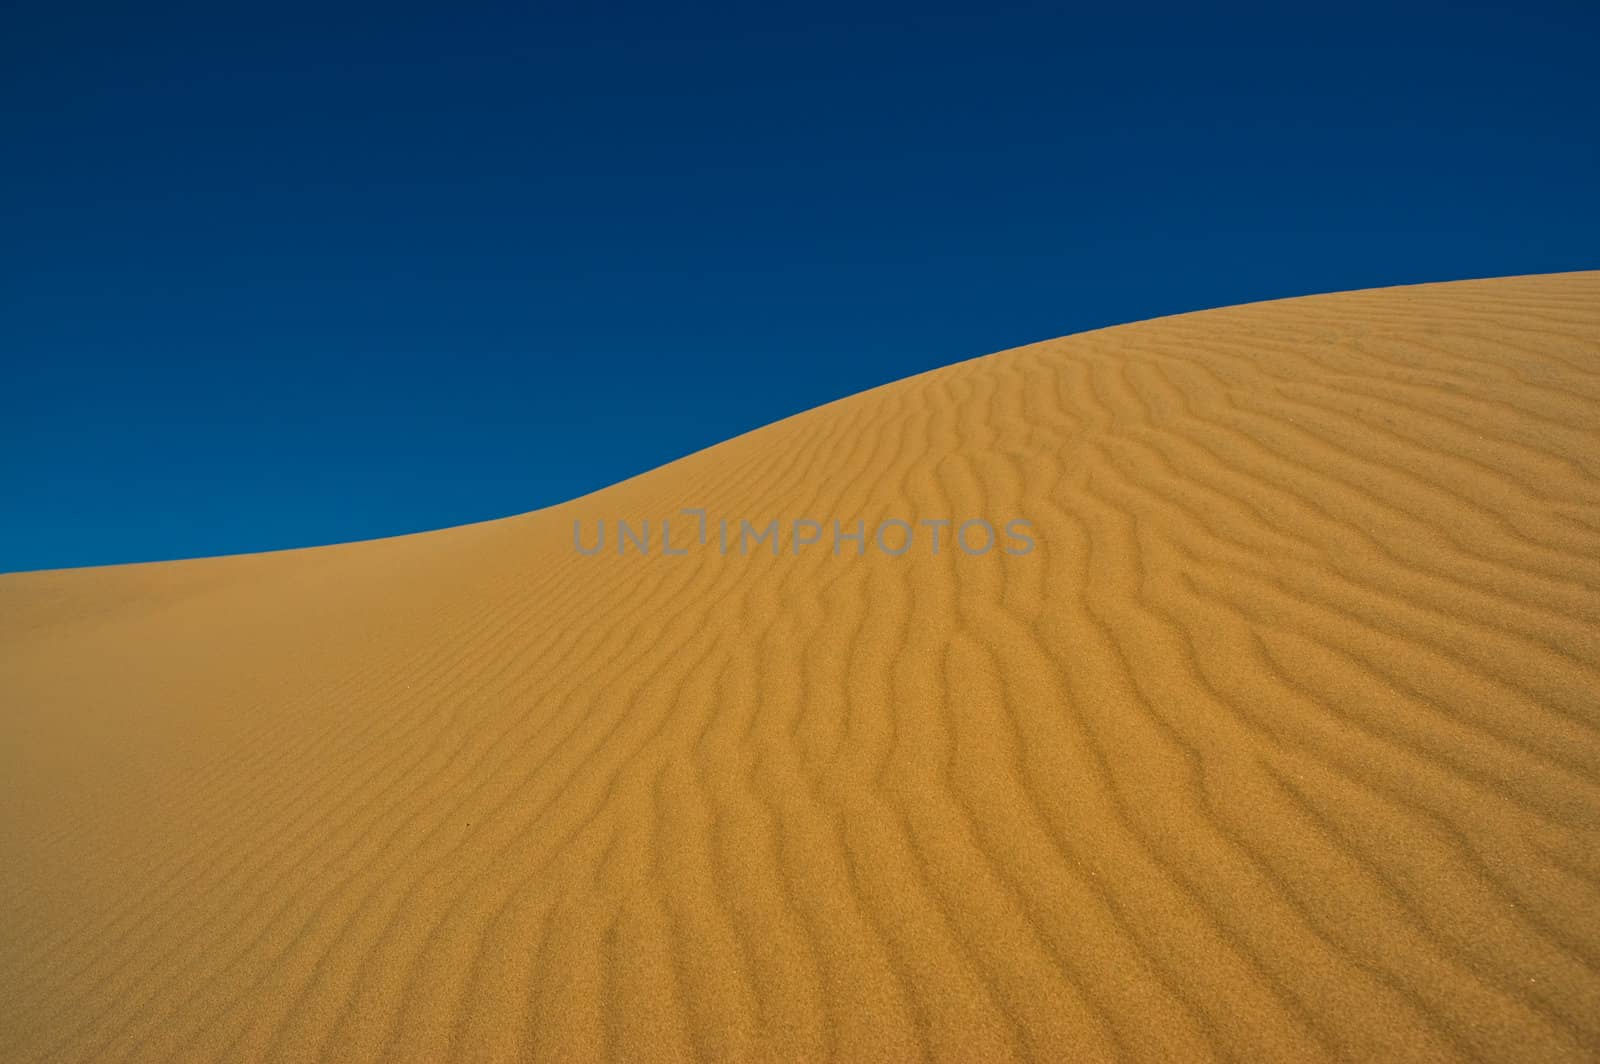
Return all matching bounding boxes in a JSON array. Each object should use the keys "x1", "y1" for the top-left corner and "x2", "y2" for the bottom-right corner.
[{"x1": 2, "y1": 272, "x2": 1599, "y2": 1062}]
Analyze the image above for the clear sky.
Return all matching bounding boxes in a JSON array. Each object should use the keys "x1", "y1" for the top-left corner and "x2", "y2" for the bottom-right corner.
[{"x1": 4, "y1": 1, "x2": 1596, "y2": 572}]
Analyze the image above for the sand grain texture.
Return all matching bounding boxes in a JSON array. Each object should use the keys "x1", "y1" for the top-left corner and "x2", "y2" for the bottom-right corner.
[{"x1": 4, "y1": 273, "x2": 1600, "y2": 1062}]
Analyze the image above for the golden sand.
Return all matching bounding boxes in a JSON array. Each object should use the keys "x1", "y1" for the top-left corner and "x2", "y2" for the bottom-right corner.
[{"x1": 3, "y1": 273, "x2": 1599, "y2": 1062}]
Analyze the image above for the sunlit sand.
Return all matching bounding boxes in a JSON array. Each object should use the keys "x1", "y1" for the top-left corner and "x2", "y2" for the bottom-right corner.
[{"x1": 3, "y1": 273, "x2": 1599, "y2": 1061}]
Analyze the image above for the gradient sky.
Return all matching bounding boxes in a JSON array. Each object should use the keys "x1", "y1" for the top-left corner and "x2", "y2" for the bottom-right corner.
[{"x1": 4, "y1": 1, "x2": 1597, "y2": 572}]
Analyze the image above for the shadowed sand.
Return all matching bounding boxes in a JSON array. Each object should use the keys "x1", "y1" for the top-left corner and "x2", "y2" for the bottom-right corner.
[{"x1": 3, "y1": 273, "x2": 1600, "y2": 1062}]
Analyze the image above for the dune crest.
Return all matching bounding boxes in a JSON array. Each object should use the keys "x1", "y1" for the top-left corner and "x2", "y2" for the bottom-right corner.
[{"x1": 4, "y1": 273, "x2": 1600, "y2": 1062}]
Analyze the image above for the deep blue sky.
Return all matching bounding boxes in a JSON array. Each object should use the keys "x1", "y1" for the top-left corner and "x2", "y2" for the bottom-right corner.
[{"x1": 4, "y1": 2, "x2": 1596, "y2": 572}]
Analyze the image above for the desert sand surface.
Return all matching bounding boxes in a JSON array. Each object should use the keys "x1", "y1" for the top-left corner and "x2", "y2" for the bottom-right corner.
[{"x1": 3, "y1": 273, "x2": 1600, "y2": 1063}]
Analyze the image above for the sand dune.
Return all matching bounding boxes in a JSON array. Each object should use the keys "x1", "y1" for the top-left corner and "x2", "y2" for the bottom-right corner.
[{"x1": 3, "y1": 273, "x2": 1600, "y2": 1062}]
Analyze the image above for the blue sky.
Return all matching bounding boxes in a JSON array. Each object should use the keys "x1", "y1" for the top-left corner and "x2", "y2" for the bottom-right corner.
[{"x1": 3, "y1": 1, "x2": 1597, "y2": 572}]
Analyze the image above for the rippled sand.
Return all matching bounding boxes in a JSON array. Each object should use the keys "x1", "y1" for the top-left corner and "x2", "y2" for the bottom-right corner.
[{"x1": 3, "y1": 273, "x2": 1599, "y2": 1062}]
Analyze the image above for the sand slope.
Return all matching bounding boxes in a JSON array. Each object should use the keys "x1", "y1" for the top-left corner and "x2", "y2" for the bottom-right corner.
[{"x1": 3, "y1": 273, "x2": 1600, "y2": 1062}]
